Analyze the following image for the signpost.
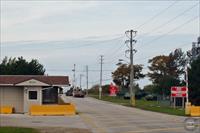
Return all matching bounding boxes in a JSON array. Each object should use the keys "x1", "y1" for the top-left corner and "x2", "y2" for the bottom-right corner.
[{"x1": 171, "y1": 86, "x2": 188, "y2": 109}]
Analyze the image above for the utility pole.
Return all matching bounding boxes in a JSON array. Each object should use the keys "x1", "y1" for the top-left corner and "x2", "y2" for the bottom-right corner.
[
  {"x1": 125, "y1": 30, "x2": 137, "y2": 107},
  {"x1": 86, "y1": 65, "x2": 89, "y2": 96},
  {"x1": 72, "y1": 64, "x2": 76, "y2": 86},
  {"x1": 80, "y1": 74, "x2": 84, "y2": 89},
  {"x1": 99, "y1": 55, "x2": 104, "y2": 99},
  {"x1": 185, "y1": 65, "x2": 189, "y2": 104},
  {"x1": 72, "y1": 64, "x2": 76, "y2": 96}
]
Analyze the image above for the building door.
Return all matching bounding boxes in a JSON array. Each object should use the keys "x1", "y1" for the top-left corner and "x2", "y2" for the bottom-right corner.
[{"x1": 42, "y1": 87, "x2": 58, "y2": 104}]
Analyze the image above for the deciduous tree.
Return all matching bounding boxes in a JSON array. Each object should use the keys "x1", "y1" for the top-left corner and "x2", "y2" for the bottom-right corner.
[{"x1": 112, "y1": 64, "x2": 145, "y2": 89}]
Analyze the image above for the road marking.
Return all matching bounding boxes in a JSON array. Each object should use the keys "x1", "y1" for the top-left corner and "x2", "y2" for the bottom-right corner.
[
  {"x1": 123, "y1": 127, "x2": 184, "y2": 133},
  {"x1": 80, "y1": 114, "x2": 107, "y2": 133}
]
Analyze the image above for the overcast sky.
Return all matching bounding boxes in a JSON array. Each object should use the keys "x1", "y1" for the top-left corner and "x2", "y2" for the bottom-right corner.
[{"x1": 1, "y1": 0, "x2": 199, "y2": 89}]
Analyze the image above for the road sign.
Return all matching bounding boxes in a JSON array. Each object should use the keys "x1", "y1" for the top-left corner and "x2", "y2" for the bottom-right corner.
[
  {"x1": 171, "y1": 86, "x2": 188, "y2": 97},
  {"x1": 109, "y1": 83, "x2": 118, "y2": 96}
]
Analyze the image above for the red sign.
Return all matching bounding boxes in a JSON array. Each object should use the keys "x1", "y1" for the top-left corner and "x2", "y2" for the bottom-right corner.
[
  {"x1": 109, "y1": 83, "x2": 118, "y2": 96},
  {"x1": 171, "y1": 86, "x2": 188, "y2": 97}
]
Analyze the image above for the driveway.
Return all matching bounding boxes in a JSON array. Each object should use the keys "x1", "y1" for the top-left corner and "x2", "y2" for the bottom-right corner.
[
  {"x1": 1, "y1": 96, "x2": 199, "y2": 133},
  {"x1": 0, "y1": 114, "x2": 91, "y2": 133},
  {"x1": 63, "y1": 96, "x2": 198, "y2": 133}
]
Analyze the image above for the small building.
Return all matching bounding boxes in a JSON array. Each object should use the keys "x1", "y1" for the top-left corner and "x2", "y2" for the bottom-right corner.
[{"x1": 0, "y1": 75, "x2": 69, "y2": 113}]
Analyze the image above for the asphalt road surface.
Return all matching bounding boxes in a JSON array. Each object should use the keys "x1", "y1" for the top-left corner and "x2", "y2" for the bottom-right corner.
[
  {"x1": 63, "y1": 96, "x2": 198, "y2": 133},
  {"x1": 1, "y1": 96, "x2": 199, "y2": 133}
]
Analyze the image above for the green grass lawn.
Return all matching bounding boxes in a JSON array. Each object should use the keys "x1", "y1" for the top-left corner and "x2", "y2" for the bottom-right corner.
[
  {"x1": 90, "y1": 95, "x2": 185, "y2": 116},
  {"x1": 0, "y1": 127, "x2": 39, "y2": 133}
]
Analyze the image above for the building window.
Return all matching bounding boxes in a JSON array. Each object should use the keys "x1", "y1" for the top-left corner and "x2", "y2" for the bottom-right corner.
[{"x1": 29, "y1": 91, "x2": 37, "y2": 100}]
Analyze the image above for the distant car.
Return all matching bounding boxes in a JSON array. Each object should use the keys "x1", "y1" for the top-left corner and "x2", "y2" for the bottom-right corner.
[
  {"x1": 74, "y1": 90, "x2": 85, "y2": 98},
  {"x1": 145, "y1": 94, "x2": 157, "y2": 101},
  {"x1": 123, "y1": 92, "x2": 130, "y2": 99}
]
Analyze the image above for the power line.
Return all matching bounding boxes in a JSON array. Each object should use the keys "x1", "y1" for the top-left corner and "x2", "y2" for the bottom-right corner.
[
  {"x1": 2, "y1": 35, "x2": 124, "y2": 49},
  {"x1": 2, "y1": 0, "x2": 198, "y2": 1},
  {"x1": 104, "y1": 4, "x2": 198, "y2": 65},
  {"x1": 134, "y1": 42, "x2": 192, "y2": 62},
  {"x1": 89, "y1": 78, "x2": 113, "y2": 84},
  {"x1": 137, "y1": 3, "x2": 198, "y2": 41},
  {"x1": 104, "y1": 36, "x2": 125, "y2": 57},
  {"x1": 67, "y1": 36, "x2": 124, "y2": 49},
  {"x1": 136, "y1": 0, "x2": 179, "y2": 30},
  {"x1": 138, "y1": 16, "x2": 198, "y2": 49},
  {"x1": 104, "y1": 44, "x2": 126, "y2": 63},
  {"x1": 46, "y1": 69, "x2": 113, "y2": 72}
]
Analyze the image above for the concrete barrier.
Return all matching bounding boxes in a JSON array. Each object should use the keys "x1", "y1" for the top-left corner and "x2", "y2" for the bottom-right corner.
[
  {"x1": 29, "y1": 104, "x2": 76, "y2": 116},
  {"x1": 0, "y1": 106, "x2": 13, "y2": 114},
  {"x1": 190, "y1": 106, "x2": 200, "y2": 117}
]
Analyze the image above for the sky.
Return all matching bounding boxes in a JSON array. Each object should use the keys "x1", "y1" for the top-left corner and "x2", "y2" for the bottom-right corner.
[{"x1": 1, "y1": 0, "x2": 200, "y2": 89}]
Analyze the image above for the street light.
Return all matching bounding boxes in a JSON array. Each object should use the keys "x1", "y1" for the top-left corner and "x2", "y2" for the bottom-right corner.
[
  {"x1": 118, "y1": 59, "x2": 129, "y2": 64},
  {"x1": 116, "y1": 62, "x2": 123, "y2": 66}
]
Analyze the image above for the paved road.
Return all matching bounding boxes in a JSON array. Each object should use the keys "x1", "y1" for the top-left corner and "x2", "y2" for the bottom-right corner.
[
  {"x1": 1, "y1": 96, "x2": 199, "y2": 133},
  {"x1": 63, "y1": 96, "x2": 197, "y2": 133},
  {"x1": 0, "y1": 112, "x2": 91, "y2": 133}
]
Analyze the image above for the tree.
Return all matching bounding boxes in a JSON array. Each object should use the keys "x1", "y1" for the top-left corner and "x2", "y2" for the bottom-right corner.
[
  {"x1": 188, "y1": 57, "x2": 200, "y2": 105},
  {"x1": 148, "y1": 49, "x2": 186, "y2": 84},
  {"x1": 148, "y1": 49, "x2": 186, "y2": 98},
  {"x1": 112, "y1": 64, "x2": 145, "y2": 91},
  {"x1": 88, "y1": 84, "x2": 112, "y2": 95},
  {"x1": 143, "y1": 84, "x2": 159, "y2": 94},
  {"x1": 148, "y1": 55, "x2": 171, "y2": 84},
  {"x1": 169, "y1": 48, "x2": 187, "y2": 78},
  {"x1": 0, "y1": 56, "x2": 45, "y2": 75},
  {"x1": 88, "y1": 84, "x2": 99, "y2": 95}
]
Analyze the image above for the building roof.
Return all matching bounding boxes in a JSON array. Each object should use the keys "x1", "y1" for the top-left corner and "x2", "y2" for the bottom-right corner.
[{"x1": 0, "y1": 75, "x2": 69, "y2": 86}]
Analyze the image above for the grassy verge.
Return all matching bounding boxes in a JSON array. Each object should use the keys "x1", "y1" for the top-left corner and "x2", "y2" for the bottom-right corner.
[
  {"x1": 0, "y1": 127, "x2": 39, "y2": 133},
  {"x1": 90, "y1": 95, "x2": 185, "y2": 116}
]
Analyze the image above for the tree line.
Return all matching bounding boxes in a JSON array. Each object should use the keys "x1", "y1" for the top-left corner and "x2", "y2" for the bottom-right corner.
[
  {"x1": 0, "y1": 56, "x2": 45, "y2": 75},
  {"x1": 111, "y1": 48, "x2": 199, "y2": 105},
  {"x1": 89, "y1": 48, "x2": 199, "y2": 105}
]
